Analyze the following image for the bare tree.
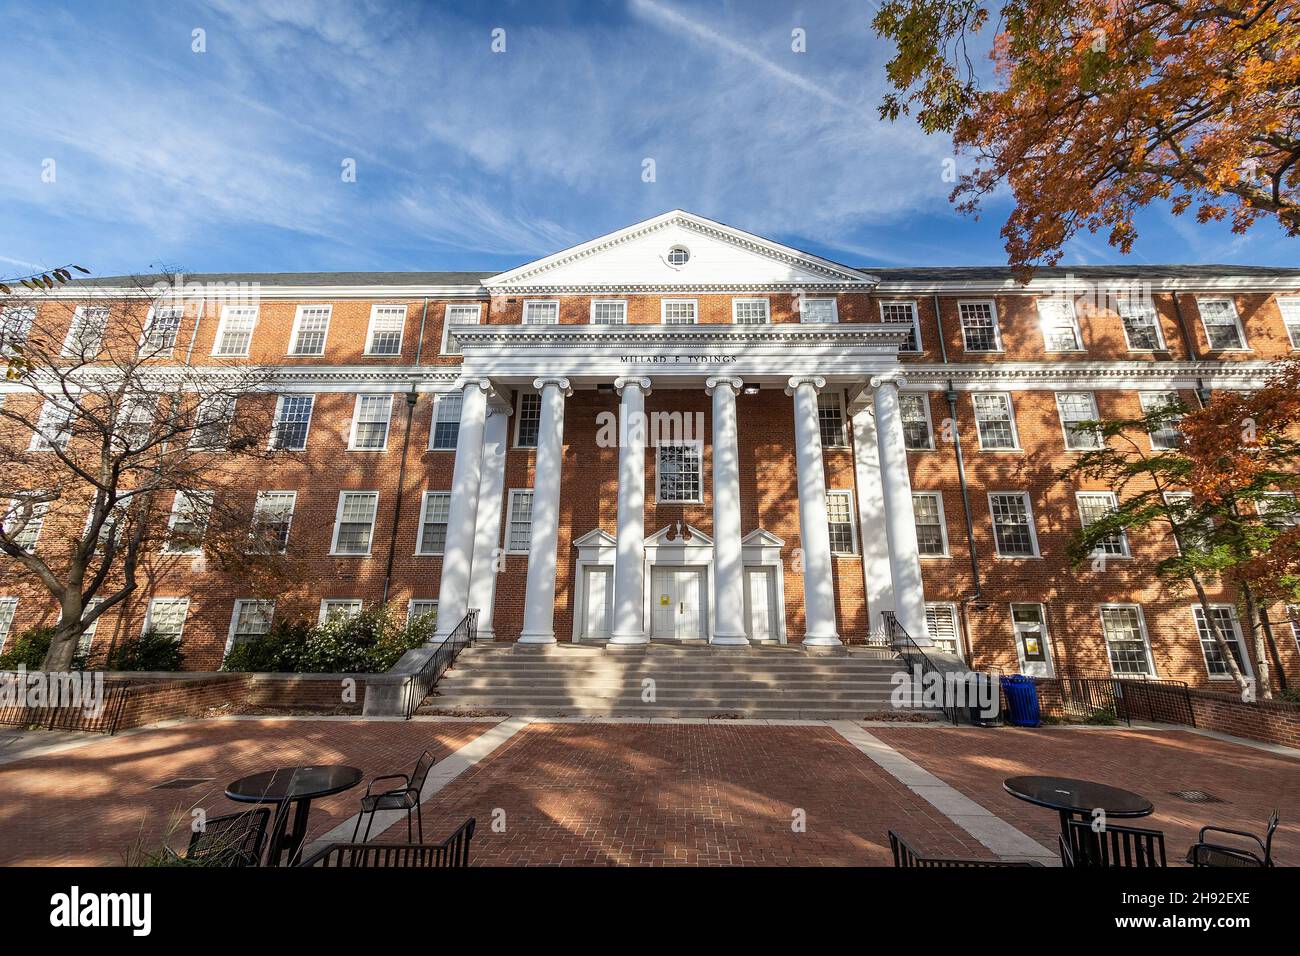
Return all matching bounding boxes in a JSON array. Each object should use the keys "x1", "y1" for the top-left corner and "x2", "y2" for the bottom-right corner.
[{"x1": 0, "y1": 274, "x2": 296, "y2": 671}]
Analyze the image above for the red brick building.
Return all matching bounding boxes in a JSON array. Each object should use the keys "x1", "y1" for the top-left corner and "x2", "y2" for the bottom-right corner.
[{"x1": 3, "y1": 210, "x2": 1300, "y2": 690}]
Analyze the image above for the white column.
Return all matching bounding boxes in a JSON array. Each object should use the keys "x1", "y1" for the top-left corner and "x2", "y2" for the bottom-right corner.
[
  {"x1": 610, "y1": 377, "x2": 651, "y2": 645},
  {"x1": 849, "y1": 398, "x2": 896, "y2": 640},
  {"x1": 786, "y1": 376, "x2": 840, "y2": 646},
  {"x1": 434, "y1": 379, "x2": 490, "y2": 638},
  {"x1": 518, "y1": 377, "x2": 571, "y2": 644},
  {"x1": 871, "y1": 376, "x2": 930, "y2": 644},
  {"x1": 707, "y1": 376, "x2": 748, "y2": 645},
  {"x1": 466, "y1": 401, "x2": 511, "y2": 641}
]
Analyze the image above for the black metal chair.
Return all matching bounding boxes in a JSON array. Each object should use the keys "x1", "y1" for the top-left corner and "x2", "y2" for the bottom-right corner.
[
  {"x1": 352, "y1": 749, "x2": 437, "y2": 843},
  {"x1": 1186, "y1": 811, "x2": 1279, "y2": 867},
  {"x1": 888, "y1": 830, "x2": 1042, "y2": 867},
  {"x1": 1060, "y1": 818, "x2": 1166, "y2": 867},
  {"x1": 180, "y1": 808, "x2": 270, "y2": 867},
  {"x1": 301, "y1": 817, "x2": 476, "y2": 868}
]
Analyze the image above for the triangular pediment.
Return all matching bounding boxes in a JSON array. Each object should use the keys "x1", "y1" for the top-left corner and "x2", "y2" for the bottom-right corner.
[
  {"x1": 644, "y1": 523, "x2": 712, "y2": 547},
  {"x1": 572, "y1": 528, "x2": 617, "y2": 548},
  {"x1": 741, "y1": 528, "x2": 785, "y2": 548},
  {"x1": 484, "y1": 211, "x2": 876, "y2": 292}
]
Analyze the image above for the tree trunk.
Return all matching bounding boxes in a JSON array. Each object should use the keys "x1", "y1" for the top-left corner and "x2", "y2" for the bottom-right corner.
[
  {"x1": 40, "y1": 596, "x2": 83, "y2": 672},
  {"x1": 1241, "y1": 585, "x2": 1272, "y2": 700},
  {"x1": 1190, "y1": 574, "x2": 1250, "y2": 694}
]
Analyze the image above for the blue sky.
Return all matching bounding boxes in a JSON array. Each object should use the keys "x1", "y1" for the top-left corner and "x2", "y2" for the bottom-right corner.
[{"x1": 2, "y1": 0, "x2": 1295, "y2": 278}]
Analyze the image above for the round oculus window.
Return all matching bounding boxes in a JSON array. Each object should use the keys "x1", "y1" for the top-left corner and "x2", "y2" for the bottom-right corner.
[{"x1": 666, "y1": 245, "x2": 690, "y2": 266}]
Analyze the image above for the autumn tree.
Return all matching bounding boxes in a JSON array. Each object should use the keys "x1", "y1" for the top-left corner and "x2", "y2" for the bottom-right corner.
[{"x1": 872, "y1": 1, "x2": 1300, "y2": 271}]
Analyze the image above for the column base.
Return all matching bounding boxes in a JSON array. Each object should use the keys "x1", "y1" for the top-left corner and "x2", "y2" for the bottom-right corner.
[
  {"x1": 709, "y1": 634, "x2": 751, "y2": 646},
  {"x1": 608, "y1": 633, "x2": 650, "y2": 645},
  {"x1": 516, "y1": 632, "x2": 557, "y2": 645},
  {"x1": 802, "y1": 641, "x2": 847, "y2": 657}
]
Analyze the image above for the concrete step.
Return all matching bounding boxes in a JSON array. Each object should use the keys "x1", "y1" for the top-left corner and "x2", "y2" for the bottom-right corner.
[
  {"x1": 430, "y1": 691, "x2": 909, "y2": 707},
  {"x1": 418, "y1": 704, "x2": 941, "y2": 720},
  {"x1": 439, "y1": 678, "x2": 902, "y2": 692}
]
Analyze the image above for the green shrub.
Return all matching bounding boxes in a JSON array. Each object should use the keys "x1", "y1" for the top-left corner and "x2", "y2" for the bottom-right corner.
[
  {"x1": 0, "y1": 626, "x2": 88, "y2": 671},
  {"x1": 221, "y1": 618, "x2": 312, "y2": 673},
  {"x1": 221, "y1": 604, "x2": 434, "y2": 673},
  {"x1": 105, "y1": 630, "x2": 184, "y2": 671}
]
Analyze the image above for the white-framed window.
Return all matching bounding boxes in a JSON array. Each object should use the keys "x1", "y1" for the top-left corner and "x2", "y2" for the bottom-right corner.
[
  {"x1": 666, "y1": 245, "x2": 690, "y2": 266},
  {"x1": 912, "y1": 492, "x2": 948, "y2": 556},
  {"x1": 900, "y1": 393, "x2": 934, "y2": 450},
  {"x1": 319, "y1": 599, "x2": 363, "y2": 623},
  {"x1": 0, "y1": 597, "x2": 15, "y2": 651},
  {"x1": 115, "y1": 395, "x2": 157, "y2": 451},
  {"x1": 1256, "y1": 492, "x2": 1298, "y2": 528},
  {"x1": 1077, "y1": 491, "x2": 1128, "y2": 557},
  {"x1": 227, "y1": 599, "x2": 274, "y2": 654},
  {"x1": 826, "y1": 489, "x2": 857, "y2": 554},
  {"x1": 365, "y1": 305, "x2": 407, "y2": 356},
  {"x1": 1138, "y1": 391, "x2": 1184, "y2": 450},
  {"x1": 506, "y1": 489, "x2": 534, "y2": 553},
  {"x1": 926, "y1": 603, "x2": 961, "y2": 657},
  {"x1": 1193, "y1": 605, "x2": 1252, "y2": 680},
  {"x1": 989, "y1": 492, "x2": 1039, "y2": 557},
  {"x1": 270, "y1": 394, "x2": 314, "y2": 451},
  {"x1": 212, "y1": 305, "x2": 258, "y2": 357},
  {"x1": 0, "y1": 307, "x2": 35, "y2": 357},
  {"x1": 591, "y1": 300, "x2": 628, "y2": 324},
  {"x1": 1056, "y1": 391, "x2": 1103, "y2": 450},
  {"x1": 3, "y1": 496, "x2": 47, "y2": 550},
  {"x1": 732, "y1": 298, "x2": 770, "y2": 325},
  {"x1": 330, "y1": 491, "x2": 379, "y2": 555},
  {"x1": 523, "y1": 300, "x2": 560, "y2": 325},
  {"x1": 288, "y1": 305, "x2": 331, "y2": 356},
  {"x1": 140, "y1": 306, "x2": 182, "y2": 356},
  {"x1": 656, "y1": 441, "x2": 703, "y2": 503},
  {"x1": 959, "y1": 301, "x2": 1002, "y2": 352},
  {"x1": 164, "y1": 491, "x2": 211, "y2": 554},
  {"x1": 1099, "y1": 605, "x2": 1155, "y2": 677},
  {"x1": 251, "y1": 490, "x2": 296, "y2": 552},
  {"x1": 78, "y1": 598, "x2": 104, "y2": 656},
  {"x1": 1037, "y1": 297, "x2": 1083, "y2": 351},
  {"x1": 89, "y1": 500, "x2": 130, "y2": 555},
  {"x1": 429, "y1": 391, "x2": 462, "y2": 450},
  {"x1": 441, "y1": 303, "x2": 482, "y2": 355},
  {"x1": 349, "y1": 394, "x2": 393, "y2": 450},
  {"x1": 1280, "y1": 297, "x2": 1300, "y2": 350},
  {"x1": 881, "y1": 300, "x2": 921, "y2": 351},
  {"x1": 972, "y1": 392, "x2": 1019, "y2": 450},
  {"x1": 409, "y1": 600, "x2": 438, "y2": 623},
  {"x1": 514, "y1": 392, "x2": 541, "y2": 448},
  {"x1": 30, "y1": 399, "x2": 74, "y2": 452},
  {"x1": 799, "y1": 297, "x2": 838, "y2": 324},
  {"x1": 144, "y1": 598, "x2": 189, "y2": 640},
  {"x1": 1162, "y1": 490, "x2": 1208, "y2": 554},
  {"x1": 416, "y1": 491, "x2": 452, "y2": 555},
  {"x1": 189, "y1": 395, "x2": 234, "y2": 451},
  {"x1": 62, "y1": 306, "x2": 109, "y2": 357},
  {"x1": 817, "y1": 393, "x2": 847, "y2": 448},
  {"x1": 1117, "y1": 301, "x2": 1165, "y2": 351},
  {"x1": 661, "y1": 299, "x2": 698, "y2": 324},
  {"x1": 1197, "y1": 298, "x2": 1248, "y2": 350}
]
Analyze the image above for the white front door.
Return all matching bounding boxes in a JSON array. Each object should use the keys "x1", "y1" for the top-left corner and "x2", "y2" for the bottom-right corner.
[
  {"x1": 745, "y1": 567, "x2": 776, "y2": 641},
  {"x1": 582, "y1": 566, "x2": 612, "y2": 639},
  {"x1": 651, "y1": 566, "x2": 705, "y2": 639}
]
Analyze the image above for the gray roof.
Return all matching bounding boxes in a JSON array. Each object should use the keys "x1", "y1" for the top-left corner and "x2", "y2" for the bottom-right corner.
[{"x1": 71, "y1": 271, "x2": 497, "y2": 288}]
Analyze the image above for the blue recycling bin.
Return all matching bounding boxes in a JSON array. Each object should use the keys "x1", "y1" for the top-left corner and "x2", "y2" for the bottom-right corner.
[{"x1": 999, "y1": 675, "x2": 1042, "y2": 727}]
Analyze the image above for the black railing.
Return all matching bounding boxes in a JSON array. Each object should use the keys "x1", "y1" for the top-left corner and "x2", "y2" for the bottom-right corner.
[
  {"x1": 401, "y1": 609, "x2": 478, "y2": 719},
  {"x1": 884, "y1": 611, "x2": 960, "y2": 725},
  {"x1": 1050, "y1": 674, "x2": 1194, "y2": 728},
  {"x1": 0, "y1": 673, "x2": 132, "y2": 735}
]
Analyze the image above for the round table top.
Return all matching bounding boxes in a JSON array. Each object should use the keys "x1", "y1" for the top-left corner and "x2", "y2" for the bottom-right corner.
[
  {"x1": 1003, "y1": 775, "x2": 1154, "y2": 818},
  {"x1": 226, "y1": 765, "x2": 364, "y2": 804}
]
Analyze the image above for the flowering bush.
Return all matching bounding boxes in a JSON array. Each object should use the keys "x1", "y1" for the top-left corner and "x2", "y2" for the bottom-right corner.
[{"x1": 221, "y1": 603, "x2": 434, "y2": 673}]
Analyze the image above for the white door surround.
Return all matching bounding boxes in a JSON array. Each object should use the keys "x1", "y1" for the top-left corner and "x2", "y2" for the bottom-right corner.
[
  {"x1": 651, "y1": 566, "x2": 708, "y2": 640},
  {"x1": 741, "y1": 528, "x2": 787, "y2": 643},
  {"x1": 643, "y1": 523, "x2": 715, "y2": 643}
]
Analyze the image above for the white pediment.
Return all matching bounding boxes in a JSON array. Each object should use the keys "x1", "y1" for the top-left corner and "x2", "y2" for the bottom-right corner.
[
  {"x1": 644, "y1": 523, "x2": 712, "y2": 547},
  {"x1": 741, "y1": 529, "x2": 785, "y2": 548},
  {"x1": 484, "y1": 210, "x2": 876, "y2": 292},
  {"x1": 573, "y1": 528, "x2": 617, "y2": 562},
  {"x1": 573, "y1": 528, "x2": 617, "y2": 548}
]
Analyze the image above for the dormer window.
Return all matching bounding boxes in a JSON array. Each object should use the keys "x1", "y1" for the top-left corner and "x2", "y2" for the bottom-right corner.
[{"x1": 666, "y1": 245, "x2": 690, "y2": 266}]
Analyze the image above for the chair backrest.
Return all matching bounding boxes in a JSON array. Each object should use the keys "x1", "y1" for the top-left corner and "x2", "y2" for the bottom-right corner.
[
  {"x1": 298, "y1": 817, "x2": 477, "y2": 868},
  {"x1": 185, "y1": 808, "x2": 270, "y2": 867},
  {"x1": 1263, "y1": 811, "x2": 1279, "y2": 865},
  {"x1": 1065, "y1": 819, "x2": 1166, "y2": 868},
  {"x1": 408, "y1": 749, "x2": 437, "y2": 792},
  {"x1": 888, "y1": 829, "x2": 1040, "y2": 867}
]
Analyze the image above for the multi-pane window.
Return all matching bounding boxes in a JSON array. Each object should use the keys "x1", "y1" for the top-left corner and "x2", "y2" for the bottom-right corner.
[
  {"x1": 409, "y1": 600, "x2": 438, "y2": 623},
  {"x1": 912, "y1": 493, "x2": 947, "y2": 556},
  {"x1": 591, "y1": 300, "x2": 628, "y2": 324},
  {"x1": 826, "y1": 490, "x2": 856, "y2": 554},
  {"x1": 0, "y1": 307, "x2": 35, "y2": 356},
  {"x1": 251, "y1": 491, "x2": 296, "y2": 552},
  {"x1": 1100, "y1": 606, "x2": 1154, "y2": 676},
  {"x1": 349, "y1": 395, "x2": 393, "y2": 450},
  {"x1": 229, "y1": 600, "x2": 274, "y2": 647},
  {"x1": 0, "y1": 598, "x2": 15, "y2": 650},
  {"x1": 1280, "y1": 298, "x2": 1300, "y2": 350},
  {"x1": 442, "y1": 303, "x2": 481, "y2": 355},
  {"x1": 289, "y1": 306, "x2": 331, "y2": 355},
  {"x1": 4, "y1": 497, "x2": 47, "y2": 549},
  {"x1": 1117, "y1": 301, "x2": 1164, "y2": 351},
  {"x1": 507, "y1": 490, "x2": 534, "y2": 552},
  {"x1": 320, "y1": 599, "x2": 363, "y2": 623},
  {"x1": 1037, "y1": 298, "x2": 1083, "y2": 351},
  {"x1": 972, "y1": 393, "x2": 1018, "y2": 449},
  {"x1": 78, "y1": 598, "x2": 104, "y2": 656},
  {"x1": 91, "y1": 501, "x2": 130, "y2": 555},
  {"x1": 1198, "y1": 298, "x2": 1247, "y2": 350},
  {"x1": 331, "y1": 492, "x2": 379, "y2": 555},
  {"x1": 430, "y1": 392, "x2": 462, "y2": 450},
  {"x1": 1077, "y1": 491, "x2": 1128, "y2": 556},
  {"x1": 662, "y1": 300, "x2": 698, "y2": 324},
  {"x1": 926, "y1": 604, "x2": 960, "y2": 656},
  {"x1": 732, "y1": 298, "x2": 770, "y2": 324},
  {"x1": 900, "y1": 393, "x2": 933, "y2": 450},
  {"x1": 164, "y1": 491, "x2": 211, "y2": 554},
  {"x1": 989, "y1": 492, "x2": 1038, "y2": 557},
  {"x1": 1163, "y1": 490, "x2": 1209, "y2": 553},
  {"x1": 63, "y1": 306, "x2": 109, "y2": 357},
  {"x1": 523, "y1": 300, "x2": 560, "y2": 324},
  {"x1": 145, "y1": 598, "x2": 189, "y2": 640},
  {"x1": 189, "y1": 395, "x2": 234, "y2": 450},
  {"x1": 881, "y1": 301, "x2": 920, "y2": 351},
  {"x1": 1138, "y1": 391, "x2": 1184, "y2": 450},
  {"x1": 1056, "y1": 392, "x2": 1103, "y2": 450},
  {"x1": 365, "y1": 305, "x2": 406, "y2": 355},
  {"x1": 417, "y1": 491, "x2": 451, "y2": 555},
  {"x1": 817, "y1": 394, "x2": 846, "y2": 448},
  {"x1": 271, "y1": 395, "x2": 314, "y2": 450},
  {"x1": 799, "y1": 298, "x2": 837, "y2": 324},
  {"x1": 657, "y1": 442, "x2": 703, "y2": 502},
  {"x1": 1193, "y1": 605, "x2": 1249, "y2": 679},
  {"x1": 959, "y1": 301, "x2": 1001, "y2": 351},
  {"x1": 141, "y1": 307, "x2": 182, "y2": 355},
  {"x1": 213, "y1": 305, "x2": 257, "y2": 356},
  {"x1": 30, "y1": 400, "x2": 74, "y2": 452},
  {"x1": 116, "y1": 395, "x2": 157, "y2": 450},
  {"x1": 515, "y1": 393, "x2": 541, "y2": 447},
  {"x1": 1256, "y1": 492, "x2": 1298, "y2": 528}
]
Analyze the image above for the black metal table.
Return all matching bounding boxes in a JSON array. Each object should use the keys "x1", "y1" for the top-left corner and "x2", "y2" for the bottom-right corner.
[
  {"x1": 226, "y1": 765, "x2": 363, "y2": 866},
  {"x1": 1003, "y1": 775, "x2": 1154, "y2": 837}
]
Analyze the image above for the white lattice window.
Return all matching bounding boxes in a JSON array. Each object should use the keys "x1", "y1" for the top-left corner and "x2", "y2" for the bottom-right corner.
[
  {"x1": 349, "y1": 395, "x2": 393, "y2": 450},
  {"x1": 213, "y1": 305, "x2": 257, "y2": 356},
  {"x1": 959, "y1": 301, "x2": 1001, "y2": 351},
  {"x1": 1117, "y1": 301, "x2": 1164, "y2": 351},
  {"x1": 189, "y1": 395, "x2": 234, "y2": 450},
  {"x1": 145, "y1": 598, "x2": 189, "y2": 640},
  {"x1": 30, "y1": 400, "x2": 74, "y2": 452},
  {"x1": 912, "y1": 493, "x2": 947, "y2": 556},
  {"x1": 1138, "y1": 391, "x2": 1184, "y2": 450},
  {"x1": 826, "y1": 490, "x2": 856, "y2": 554},
  {"x1": 1193, "y1": 605, "x2": 1251, "y2": 679},
  {"x1": 591, "y1": 300, "x2": 628, "y2": 324},
  {"x1": 365, "y1": 305, "x2": 407, "y2": 355},
  {"x1": 1056, "y1": 392, "x2": 1103, "y2": 450},
  {"x1": 319, "y1": 599, "x2": 363, "y2": 623},
  {"x1": 900, "y1": 393, "x2": 933, "y2": 450},
  {"x1": 657, "y1": 442, "x2": 703, "y2": 502},
  {"x1": 271, "y1": 395, "x2": 314, "y2": 450},
  {"x1": 229, "y1": 600, "x2": 274, "y2": 647},
  {"x1": 507, "y1": 490, "x2": 534, "y2": 553},
  {"x1": 164, "y1": 491, "x2": 211, "y2": 554},
  {"x1": 141, "y1": 306, "x2": 182, "y2": 355},
  {"x1": 430, "y1": 392, "x2": 462, "y2": 450},
  {"x1": 3, "y1": 497, "x2": 47, "y2": 550},
  {"x1": 442, "y1": 303, "x2": 482, "y2": 355},
  {"x1": 799, "y1": 298, "x2": 837, "y2": 324},
  {"x1": 1, "y1": 307, "x2": 35, "y2": 356},
  {"x1": 515, "y1": 393, "x2": 541, "y2": 448},
  {"x1": 881, "y1": 301, "x2": 921, "y2": 351},
  {"x1": 417, "y1": 491, "x2": 451, "y2": 555},
  {"x1": 63, "y1": 306, "x2": 109, "y2": 357},
  {"x1": 990, "y1": 492, "x2": 1038, "y2": 557},
  {"x1": 1281, "y1": 298, "x2": 1300, "y2": 350},
  {"x1": 409, "y1": 600, "x2": 438, "y2": 623},
  {"x1": 732, "y1": 298, "x2": 770, "y2": 325},
  {"x1": 1077, "y1": 491, "x2": 1128, "y2": 557},
  {"x1": 0, "y1": 598, "x2": 15, "y2": 651},
  {"x1": 331, "y1": 492, "x2": 379, "y2": 555},
  {"x1": 1198, "y1": 298, "x2": 1248, "y2": 350},
  {"x1": 817, "y1": 394, "x2": 846, "y2": 448},
  {"x1": 289, "y1": 306, "x2": 331, "y2": 355},
  {"x1": 523, "y1": 300, "x2": 560, "y2": 325},
  {"x1": 661, "y1": 300, "x2": 698, "y2": 324},
  {"x1": 251, "y1": 491, "x2": 296, "y2": 552},
  {"x1": 1099, "y1": 605, "x2": 1154, "y2": 677},
  {"x1": 973, "y1": 393, "x2": 1018, "y2": 449},
  {"x1": 1037, "y1": 298, "x2": 1083, "y2": 351}
]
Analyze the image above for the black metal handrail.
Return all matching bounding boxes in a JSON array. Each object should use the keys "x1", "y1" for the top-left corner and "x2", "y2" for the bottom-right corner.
[
  {"x1": 1048, "y1": 673, "x2": 1195, "y2": 727},
  {"x1": 883, "y1": 611, "x2": 960, "y2": 725},
  {"x1": 401, "y1": 608, "x2": 478, "y2": 719},
  {"x1": 0, "y1": 673, "x2": 132, "y2": 735}
]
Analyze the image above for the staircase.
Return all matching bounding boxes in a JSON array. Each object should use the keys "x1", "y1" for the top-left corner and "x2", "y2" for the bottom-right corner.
[{"x1": 417, "y1": 642, "x2": 943, "y2": 720}]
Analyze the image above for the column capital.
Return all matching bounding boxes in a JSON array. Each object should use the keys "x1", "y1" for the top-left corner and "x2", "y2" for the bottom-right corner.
[
  {"x1": 784, "y1": 375, "x2": 827, "y2": 397},
  {"x1": 614, "y1": 376, "x2": 652, "y2": 396},
  {"x1": 454, "y1": 377, "x2": 493, "y2": 394},
  {"x1": 532, "y1": 376, "x2": 573, "y2": 397},
  {"x1": 705, "y1": 376, "x2": 743, "y2": 396},
  {"x1": 869, "y1": 375, "x2": 908, "y2": 390}
]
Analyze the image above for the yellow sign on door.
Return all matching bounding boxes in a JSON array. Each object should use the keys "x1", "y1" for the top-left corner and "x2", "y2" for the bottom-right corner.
[{"x1": 659, "y1": 594, "x2": 671, "y2": 606}]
